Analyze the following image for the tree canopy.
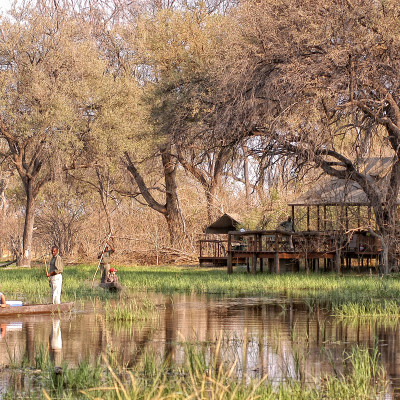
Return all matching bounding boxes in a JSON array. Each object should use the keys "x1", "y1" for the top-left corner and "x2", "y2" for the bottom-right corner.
[{"x1": 1, "y1": 0, "x2": 400, "y2": 272}]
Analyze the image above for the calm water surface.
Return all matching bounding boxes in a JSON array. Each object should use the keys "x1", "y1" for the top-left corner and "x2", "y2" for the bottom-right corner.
[{"x1": 0, "y1": 292, "x2": 399, "y2": 398}]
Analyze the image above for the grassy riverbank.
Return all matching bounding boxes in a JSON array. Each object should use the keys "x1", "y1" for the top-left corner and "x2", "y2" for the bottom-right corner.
[{"x1": 1, "y1": 264, "x2": 400, "y2": 318}]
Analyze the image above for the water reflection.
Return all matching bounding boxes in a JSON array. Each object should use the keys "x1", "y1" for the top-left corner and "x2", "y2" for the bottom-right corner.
[
  {"x1": 0, "y1": 294, "x2": 399, "y2": 398},
  {"x1": 50, "y1": 318, "x2": 62, "y2": 367}
]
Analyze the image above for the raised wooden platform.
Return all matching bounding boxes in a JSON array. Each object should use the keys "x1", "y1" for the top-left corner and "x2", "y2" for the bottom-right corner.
[
  {"x1": 230, "y1": 250, "x2": 335, "y2": 260},
  {"x1": 199, "y1": 255, "x2": 249, "y2": 267},
  {"x1": 199, "y1": 229, "x2": 383, "y2": 274}
]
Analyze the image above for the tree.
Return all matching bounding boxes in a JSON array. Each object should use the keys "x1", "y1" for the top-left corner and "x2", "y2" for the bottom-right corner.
[
  {"x1": 0, "y1": 3, "x2": 107, "y2": 265},
  {"x1": 35, "y1": 181, "x2": 87, "y2": 257},
  {"x1": 132, "y1": 5, "x2": 233, "y2": 229},
  {"x1": 202, "y1": 0, "x2": 400, "y2": 274},
  {"x1": 124, "y1": 143, "x2": 187, "y2": 246}
]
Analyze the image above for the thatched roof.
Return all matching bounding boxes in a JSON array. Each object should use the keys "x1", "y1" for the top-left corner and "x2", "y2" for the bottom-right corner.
[
  {"x1": 205, "y1": 213, "x2": 241, "y2": 234},
  {"x1": 289, "y1": 157, "x2": 396, "y2": 206}
]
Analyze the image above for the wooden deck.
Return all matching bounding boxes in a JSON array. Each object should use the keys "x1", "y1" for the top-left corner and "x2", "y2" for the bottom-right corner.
[{"x1": 199, "y1": 229, "x2": 382, "y2": 273}]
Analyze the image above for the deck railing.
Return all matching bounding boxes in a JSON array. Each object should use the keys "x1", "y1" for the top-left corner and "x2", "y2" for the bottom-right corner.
[
  {"x1": 198, "y1": 230, "x2": 387, "y2": 273},
  {"x1": 225, "y1": 229, "x2": 383, "y2": 274},
  {"x1": 199, "y1": 239, "x2": 227, "y2": 261}
]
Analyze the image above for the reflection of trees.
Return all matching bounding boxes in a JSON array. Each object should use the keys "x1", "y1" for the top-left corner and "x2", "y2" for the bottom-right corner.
[
  {"x1": 124, "y1": 325, "x2": 157, "y2": 368},
  {"x1": 164, "y1": 296, "x2": 175, "y2": 365},
  {"x1": 24, "y1": 321, "x2": 35, "y2": 364},
  {"x1": 3, "y1": 296, "x2": 400, "y2": 390}
]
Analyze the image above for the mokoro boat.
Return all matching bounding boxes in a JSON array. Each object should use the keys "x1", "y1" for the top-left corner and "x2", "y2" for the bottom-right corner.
[
  {"x1": 0, "y1": 302, "x2": 74, "y2": 317},
  {"x1": 99, "y1": 282, "x2": 123, "y2": 292}
]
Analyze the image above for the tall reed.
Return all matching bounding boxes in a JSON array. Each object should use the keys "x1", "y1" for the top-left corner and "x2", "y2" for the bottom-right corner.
[{"x1": 4, "y1": 337, "x2": 386, "y2": 399}]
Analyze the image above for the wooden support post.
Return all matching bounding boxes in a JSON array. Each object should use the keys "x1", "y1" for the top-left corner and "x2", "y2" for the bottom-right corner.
[
  {"x1": 260, "y1": 258, "x2": 263, "y2": 273},
  {"x1": 275, "y1": 233, "x2": 280, "y2": 274},
  {"x1": 307, "y1": 206, "x2": 310, "y2": 231},
  {"x1": 317, "y1": 206, "x2": 320, "y2": 231},
  {"x1": 268, "y1": 258, "x2": 273, "y2": 273},
  {"x1": 252, "y1": 253, "x2": 257, "y2": 274},
  {"x1": 334, "y1": 251, "x2": 341, "y2": 274},
  {"x1": 227, "y1": 234, "x2": 233, "y2": 274},
  {"x1": 291, "y1": 205, "x2": 295, "y2": 226}
]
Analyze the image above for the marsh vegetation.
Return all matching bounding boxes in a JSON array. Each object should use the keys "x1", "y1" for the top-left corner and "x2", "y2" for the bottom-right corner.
[{"x1": 0, "y1": 265, "x2": 398, "y2": 398}]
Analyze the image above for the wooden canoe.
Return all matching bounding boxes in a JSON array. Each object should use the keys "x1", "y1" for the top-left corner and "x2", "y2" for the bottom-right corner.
[
  {"x1": 99, "y1": 282, "x2": 123, "y2": 292},
  {"x1": 0, "y1": 302, "x2": 74, "y2": 317}
]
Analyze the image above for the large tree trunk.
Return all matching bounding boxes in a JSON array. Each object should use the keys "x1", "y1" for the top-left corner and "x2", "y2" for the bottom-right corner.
[
  {"x1": 18, "y1": 184, "x2": 36, "y2": 267},
  {"x1": 243, "y1": 145, "x2": 251, "y2": 209},
  {"x1": 125, "y1": 145, "x2": 186, "y2": 247},
  {"x1": 0, "y1": 179, "x2": 7, "y2": 259},
  {"x1": 372, "y1": 202, "x2": 398, "y2": 275},
  {"x1": 381, "y1": 241, "x2": 390, "y2": 276},
  {"x1": 205, "y1": 188, "x2": 218, "y2": 224},
  {"x1": 161, "y1": 149, "x2": 186, "y2": 246},
  {"x1": 96, "y1": 167, "x2": 113, "y2": 234},
  {"x1": 175, "y1": 145, "x2": 229, "y2": 225}
]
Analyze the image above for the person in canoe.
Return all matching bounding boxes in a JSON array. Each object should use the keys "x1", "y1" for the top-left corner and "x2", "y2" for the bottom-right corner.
[
  {"x1": 106, "y1": 267, "x2": 118, "y2": 283},
  {"x1": 47, "y1": 246, "x2": 63, "y2": 304},
  {"x1": 0, "y1": 291, "x2": 7, "y2": 308},
  {"x1": 98, "y1": 241, "x2": 115, "y2": 283}
]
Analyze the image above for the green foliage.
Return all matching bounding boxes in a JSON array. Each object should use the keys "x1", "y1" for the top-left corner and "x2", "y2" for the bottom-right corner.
[
  {"x1": 105, "y1": 298, "x2": 157, "y2": 322},
  {"x1": 4, "y1": 335, "x2": 388, "y2": 399},
  {"x1": 3, "y1": 265, "x2": 400, "y2": 320}
]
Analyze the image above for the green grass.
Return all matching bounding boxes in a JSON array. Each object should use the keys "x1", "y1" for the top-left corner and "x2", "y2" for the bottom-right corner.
[
  {"x1": 105, "y1": 298, "x2": 157, "y2": 322},
  {"x1": 333, "y1": 299, "x2": 400, "y2": 319},
  {"x1": 4, "y1": 338, "x2": 387, "y2": 400},
  {"x1": 1, "y1": 264, "x2": 400, "y2": 316}
]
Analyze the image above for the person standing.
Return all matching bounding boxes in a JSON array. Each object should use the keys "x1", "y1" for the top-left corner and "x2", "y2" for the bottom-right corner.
[
  {"x1": 47, "y1": 246, "x2": 63, "y2": 304},
  {"x1": 99, "y1": 241, "x2": 115, "y2": 283},
  {"x1": 277, "y1": 216, "x2": 295, "y2": 251}
]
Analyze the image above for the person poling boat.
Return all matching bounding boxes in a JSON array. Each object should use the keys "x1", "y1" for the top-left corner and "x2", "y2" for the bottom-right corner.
[
  {"x1": 98, "y1": 240, "x2": 115, "y2": 284},
  {"x1": 46, "y1": 246, "x2": 63, "y2": 305}
]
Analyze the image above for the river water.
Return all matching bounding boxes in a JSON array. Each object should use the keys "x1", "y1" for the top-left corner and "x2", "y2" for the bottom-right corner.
[{"x1": 0, "y1": 293, "x2": 398, "y2": 397}]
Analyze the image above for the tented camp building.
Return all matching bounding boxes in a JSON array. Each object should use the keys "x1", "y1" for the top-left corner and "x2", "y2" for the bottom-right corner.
[
  {"x1": 229, "y1": 158, "x2": 397, "y2": 273},
  {"x1": 198, "y1": 213, "x2": 245, "y2": 266},
  {"x1": 199, "y1": 159, "x2": 398, "y2": 274}
]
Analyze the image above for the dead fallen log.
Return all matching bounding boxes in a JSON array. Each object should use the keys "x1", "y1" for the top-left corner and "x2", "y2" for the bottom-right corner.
[
  {"x1": 0, "y1": 259, "x2": 16, "y2": 268},
  {"x1": 159, "y1": 247, "x2": 197, "y2": 262}
]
